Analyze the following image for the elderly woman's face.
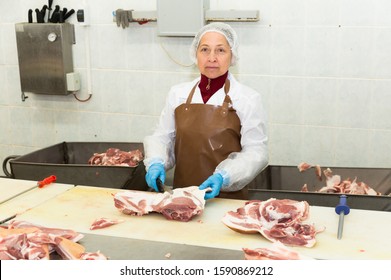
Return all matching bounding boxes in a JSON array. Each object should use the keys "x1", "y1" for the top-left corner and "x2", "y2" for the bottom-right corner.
[{"x1": 196, "y1": 32, "x2": 232, "y2": 79}]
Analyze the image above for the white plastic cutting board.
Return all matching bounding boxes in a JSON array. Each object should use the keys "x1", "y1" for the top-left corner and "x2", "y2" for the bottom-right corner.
[
  {"x1": 0, "y1": 178, "x2": 40, "y2": 204},
  {"x1": 0, "y1": 178, "x2": 74, "y2": 222}
]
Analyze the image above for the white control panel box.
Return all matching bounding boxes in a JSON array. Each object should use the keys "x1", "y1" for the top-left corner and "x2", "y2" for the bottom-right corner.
[{"x1": 157, "y1": 0, "x2": 210, "y2": 37}]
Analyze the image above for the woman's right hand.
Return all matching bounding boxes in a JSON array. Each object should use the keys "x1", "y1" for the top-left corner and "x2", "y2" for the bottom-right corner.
[{"x1": 145, "y1": 163, "x2": 166, "y2": 192}]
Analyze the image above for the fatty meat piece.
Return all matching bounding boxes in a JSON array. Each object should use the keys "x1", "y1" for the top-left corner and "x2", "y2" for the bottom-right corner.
[
  {"x1": 243, "y1": 241, "x2": 314, "y2": 260},
  {"x1": 153, "y1": 187, "x2": 206, "y2": 222},
  {"x1": 7, "y1": 220, "x2": 84, "y2": 242},
  {"x1": 80, "y1": 251, "x2": 108, "y2": 260},
  {"x1": 299, "y1": 164, "x2": 381, "y2": 195},
  {"x1": 221, "y1": 200, "x2": 263, "y2": 233},
  {"x1": 89, "y1": 217, "x2": 124, "y2": 230},
  {"x1": 0, "y1": 220, "x2": 108, "y2": 260},
  {"x1": 113, "y1": 186, "x2": 207, "y2": 222},
  {"x1": 88, "y1": 148, "x2": 143, "y2": 167},
  {"x1": 113, "y1": 190, "x2": 166, "y2": 216},
  {"x1": 297, "y1": 162, "x2": 312, "y2": 172},
  {"x1": 222, "y1": 198, "x2": 324, "y2": 248}
]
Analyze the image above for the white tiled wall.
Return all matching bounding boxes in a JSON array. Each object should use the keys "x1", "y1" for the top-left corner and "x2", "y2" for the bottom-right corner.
[{"x1": 1, "y1": 0, "x2": 391, "y2": 177}]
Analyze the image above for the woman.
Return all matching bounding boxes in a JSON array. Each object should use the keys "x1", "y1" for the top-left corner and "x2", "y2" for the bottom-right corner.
[{"x1": 143, "y1": 22, "x2": 268, "y2": 200}]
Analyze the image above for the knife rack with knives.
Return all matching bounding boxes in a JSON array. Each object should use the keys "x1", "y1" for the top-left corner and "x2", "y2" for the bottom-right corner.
[{"x1": 28, "y1": 0, "x2": 75, "y2": 24}]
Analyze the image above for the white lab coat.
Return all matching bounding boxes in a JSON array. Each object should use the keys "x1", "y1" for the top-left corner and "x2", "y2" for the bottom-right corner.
[{"x1": 144, "y1": 73, "x2": 268, "y2": 192}]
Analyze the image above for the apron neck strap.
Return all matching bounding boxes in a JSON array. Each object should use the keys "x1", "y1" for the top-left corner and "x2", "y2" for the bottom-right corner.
[{"x1": 186, "y1": 79, "x2": 231, "y2": 105}]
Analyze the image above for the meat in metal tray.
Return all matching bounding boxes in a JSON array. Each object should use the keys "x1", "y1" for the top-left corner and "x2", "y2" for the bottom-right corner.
[
  {"x1": 250, "y1": 165, "x2": 391, "y2": 211},
  {"x1": 3, "y1": 142, "x2": 148, "y2": 190}
]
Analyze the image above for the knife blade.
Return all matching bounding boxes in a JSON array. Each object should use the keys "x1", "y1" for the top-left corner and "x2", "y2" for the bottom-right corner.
[
  {"x1": 47, "y1": 0, "x2": 53, "y2": 20},
  {"x1": 156, "y1": 178, "x2": 173, "y2": 194}
]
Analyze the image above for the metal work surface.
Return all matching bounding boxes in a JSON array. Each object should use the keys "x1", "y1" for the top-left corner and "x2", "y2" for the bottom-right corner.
[{"x1": 76, "y1": 233, "x2": 244, "y2": 260}]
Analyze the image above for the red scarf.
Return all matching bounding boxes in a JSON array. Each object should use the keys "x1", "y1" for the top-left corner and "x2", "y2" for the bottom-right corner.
[{"x1": 198, "y1": 72, "x2": 228, "y2": 103}]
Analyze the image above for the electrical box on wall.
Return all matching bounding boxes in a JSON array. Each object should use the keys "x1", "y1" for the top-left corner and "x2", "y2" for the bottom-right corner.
[
  {"x1": 157, "y1": 0, "x2": 209, "y2": 36},
  {"x1": 15, "y1": 23, "x2": 76, "y2": 96}
]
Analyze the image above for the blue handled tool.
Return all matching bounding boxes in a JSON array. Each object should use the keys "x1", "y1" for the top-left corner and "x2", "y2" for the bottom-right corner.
[{"x1": 335, "y1": 195, "x2": 350, "y2": 240}]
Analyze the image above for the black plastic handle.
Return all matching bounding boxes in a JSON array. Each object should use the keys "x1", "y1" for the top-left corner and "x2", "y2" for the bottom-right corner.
[
  {"x1": 156, "y1": 178, "x2": 164, "y2": 193},
  {"x1": 63, "y1": 9, "x2": 75, "y2": 21},
  {"x1": 35, "y1": 9, "x2": 44, "y2": 23},
  {"x1": 49, "y1": 5, "x2": 60, "y2": 22},
  {"x1": 2, "y1": 155, "x2": 19, "y2": 178},
  {"x1": 40, "y1": 5, "x2": 48, "y2": 22},
  {"x1": 28, "y1": 9, "x2": 33, "y2": 23}
]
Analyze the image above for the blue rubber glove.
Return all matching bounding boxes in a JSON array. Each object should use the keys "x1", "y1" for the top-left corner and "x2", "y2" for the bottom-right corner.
[
  {"x1": 145, "y1": 163, "x2": 165, "y2": 192},
  {"x1": 199, "y1": 173, "x2": 223, "y2": 200}
]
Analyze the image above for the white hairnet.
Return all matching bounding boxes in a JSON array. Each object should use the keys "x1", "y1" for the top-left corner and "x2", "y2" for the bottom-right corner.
[{"x1": 189, "y1": 22, "x2": 239, "y2": 66}]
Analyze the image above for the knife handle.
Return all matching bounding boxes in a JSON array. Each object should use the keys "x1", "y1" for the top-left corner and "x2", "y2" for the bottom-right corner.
[
  {"x1": 63, "y1": 9, "x2": 75, "y2": 21},
  {"x1": 35, "y1": 9, "x2": 44, "y2": 23},
  {"x1": 40, "y1": 5, "x2": 48, "y2": 22},
  {"x1": 28, "y1": 9, "x2": 33, "y2": 23},
  {"x1": 59, "y1": 10, "x2": 64, "y2": 23},
  {"x1": 156, "y1": 178, "x2": 164, "y2": 193},
  {"x1": 38, "y1": 175, "x2": 57, "y2": 188},
  {"x1": 50, "y1": 5, "x2": 60, "y2": 22}
]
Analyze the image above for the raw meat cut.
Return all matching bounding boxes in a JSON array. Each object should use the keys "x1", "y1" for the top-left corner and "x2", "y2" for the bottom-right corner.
[
  {"x1": 243, "y1": 241, "x2": 313, "y2": 260},
  {"x1": 298, "y1": 162, "x2": 312, "y2": 172},
  {"x1": 90, "y1": 217, "x2": 124, "y2": 230},
  {"x1": 80, "y1": 251, "x2": 108, "y2": 260},
  {"x1": 88, "y1": 148, "x2": 143, "y2": 167},
  {"x1": 113, "y1": 186, "x2": 207, "y2": 222},
  {"x1": 0, "y1": 220, "x2": 108, "y2": 260},
  {"x1": 113, "y1": 191, "x2": 166, "y2": 216},
  {"x1": 222, "y1": 198, "x2": 324, "y2": 248},
  {"x1": 7, "y1": 220, "x2": 84, "y2": 242},
  {"x1": 154, "y1": 187, "x2": 206, "y2": 222},
  {"x1": 299, "y1": 165, "x2": 381, "y2": 195},
  {"x1": 220, "y1": 200, "x2": 263, "y2": 233}
]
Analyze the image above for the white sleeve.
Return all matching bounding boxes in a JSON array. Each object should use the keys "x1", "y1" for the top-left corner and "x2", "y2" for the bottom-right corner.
[
  {"x1": 143, "y1": 89, "x2": 177, "y2": 171},
  {"x1": 215, "y1": 90, "x2": 268, "y2": 192}
]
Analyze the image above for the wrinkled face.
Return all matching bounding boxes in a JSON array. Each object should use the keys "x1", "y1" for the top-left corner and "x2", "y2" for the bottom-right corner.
[{"x1": 196, "y1": 32, "x2": 232, "y2": 79}]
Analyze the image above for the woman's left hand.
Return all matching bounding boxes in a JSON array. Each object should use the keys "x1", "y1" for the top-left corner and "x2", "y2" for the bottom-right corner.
[{"x1": 199, "y1": 174, "x2": 223, "y2": 200}]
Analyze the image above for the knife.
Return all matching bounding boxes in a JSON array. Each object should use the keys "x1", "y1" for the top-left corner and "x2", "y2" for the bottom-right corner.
[
  {"x1": 49, "y1": 5, "x2": 60, "y2": 23},
  {"x1": 47, "y1": 0, "x2": 53, "y2": 20},
  {"x1": 40, "y1": 5, "x2": 48, "y2": 22},
  {"x1": 63, "y1": 9, "x2": 75, "y2": 22},
  {"x1": 35, "y1": 9, "x2": 44, "y2": 23},
  {"x1": 28, "y1": 9, "x2": 33, "y2": 23},
  {"x1": 156, "y1": 178, "x2": 173, "y2": 194},
  {"x1": 0, "y1": 175, "x2": 57, "y2": 206}
]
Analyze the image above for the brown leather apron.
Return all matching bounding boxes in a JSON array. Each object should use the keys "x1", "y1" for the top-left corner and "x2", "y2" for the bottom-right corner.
[{"x1": 173, "y1": 79, "x2": 247, "y2": 199}]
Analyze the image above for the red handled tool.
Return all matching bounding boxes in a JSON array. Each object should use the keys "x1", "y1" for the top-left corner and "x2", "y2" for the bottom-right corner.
[
  {"x1": 37, "y1": 175, "x2": 57, "y2": 188},
  {"x1": 0, "y1": 175, "x2": 57, "y2": 219}
]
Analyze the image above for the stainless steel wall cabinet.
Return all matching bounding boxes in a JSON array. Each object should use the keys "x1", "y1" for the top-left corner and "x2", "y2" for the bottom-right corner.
[{"x1": 15, "y1": 23, "x2": 75, "y2": 96}]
